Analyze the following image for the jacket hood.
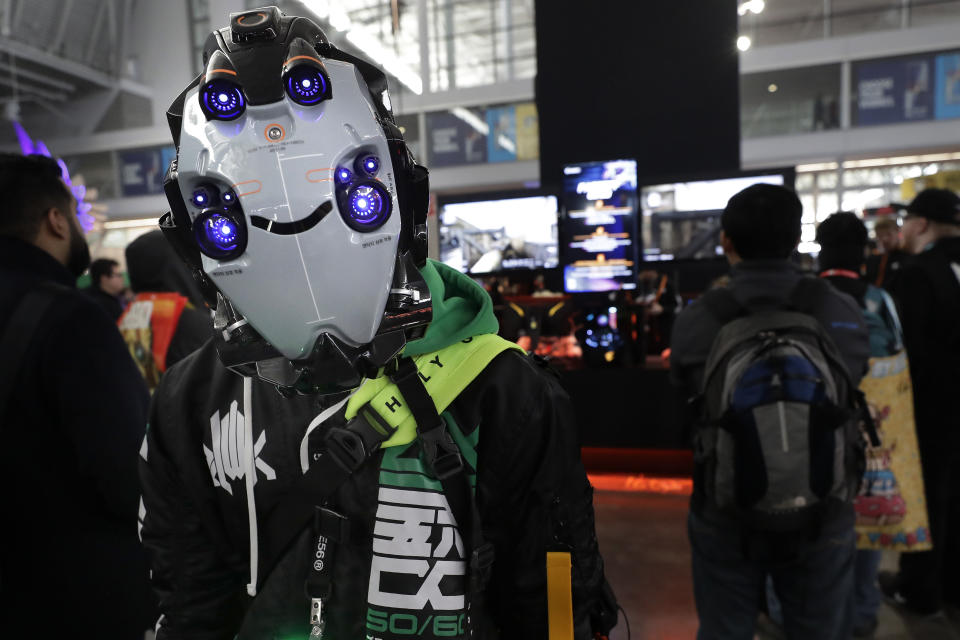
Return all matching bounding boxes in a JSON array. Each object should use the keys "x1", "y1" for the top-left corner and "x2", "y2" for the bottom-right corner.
[
  {"x1": 126, "y1": 230, "x2": 207, "y2": 308},
  {"x1": 403, "y1": 259, "x2": 498, "y2": 356}
]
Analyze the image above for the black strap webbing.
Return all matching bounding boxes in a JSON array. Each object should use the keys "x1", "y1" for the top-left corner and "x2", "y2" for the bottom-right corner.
[
  {"x1": 0, "y1": 283, "x2": 64, "y2": 421},
  {"x1": 258, "y1": 406, "x2": 396, "y2": 587},
  {"x1": 389, "y1": 357, "x2": 492, "y2": 637}
]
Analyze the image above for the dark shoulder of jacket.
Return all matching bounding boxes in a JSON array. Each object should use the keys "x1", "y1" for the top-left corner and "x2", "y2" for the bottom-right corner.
[
  {"x1": 151, "y1": 340, "x2": 225, "y2": 435},
  {"x1": 670, "y1": 290, "x2": 727, "y2": 367}
]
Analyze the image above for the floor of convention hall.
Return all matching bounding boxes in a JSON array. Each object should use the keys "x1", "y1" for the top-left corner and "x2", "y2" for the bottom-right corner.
[{"x1": 593, "y1": 480, "x2": 960, "y2": 640}]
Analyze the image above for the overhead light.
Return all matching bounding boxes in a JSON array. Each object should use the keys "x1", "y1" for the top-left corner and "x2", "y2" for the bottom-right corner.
[
  {"x1": 768, "y1": 83, "x2": 778, "y2": 93},
  {"x1": 103, "y1": 218, "x2": 161, "y2": 229},
  {"x1": 738, "y1": 0, "x2": 765, "y2": 15},
  {"x1": 737, "y1": 36, "x2": 752, "y2": 51},
  {"x1": 451, "y1": 107, "x2": 489, "y2": 136},
  {"x1": 299, "y1": 0, "x2": 423, "y2": 95},
  {"x1": 797, "y1": 161, "x2": 840, "y2": 172}
]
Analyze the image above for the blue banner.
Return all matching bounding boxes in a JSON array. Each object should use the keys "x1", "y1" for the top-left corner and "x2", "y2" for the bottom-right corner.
[
  {"x1": 119, "y1": 146, "x2": 175, "y2": 197},
  {"x1": 856, "y1": 56, "x2": 934, "y2": 126},
  {"x1": 485, "y1": 105, "x2": 517, "y2": 163},
  {"x1": 935, "y1": 52, "x2": 960, "y2": 120},
  {"x1": 425, "y1": 110, "x2": 487, "y2": 167}
]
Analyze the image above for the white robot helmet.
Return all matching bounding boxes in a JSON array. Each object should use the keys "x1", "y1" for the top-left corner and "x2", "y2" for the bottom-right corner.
[{"x1": 160, "y1": 6, "x2": 432, "y2": 394}]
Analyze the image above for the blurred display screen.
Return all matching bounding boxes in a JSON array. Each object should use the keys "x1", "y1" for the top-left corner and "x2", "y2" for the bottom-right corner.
[
  {"x1": 560, "y1": 159, "x2": 639, "y2": 292},
  {"x1": 439, "y1": 195, "x2": 559, "y2": 274},
  {"x1": 640, "y1": 174, "x2": 785, "y2": 261}
]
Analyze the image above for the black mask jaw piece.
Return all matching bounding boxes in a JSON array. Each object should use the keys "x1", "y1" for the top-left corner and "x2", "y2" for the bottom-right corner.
[{"x1": 212, "y1": 250, "x2": 434, "y2": 396}]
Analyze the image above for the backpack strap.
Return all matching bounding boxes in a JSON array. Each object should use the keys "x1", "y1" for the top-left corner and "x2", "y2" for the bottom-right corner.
[
  {"x1": 388, "y1": 356, "x2": 491, "y2": 639},
  {"x1": 0, "y1": 282, "x2": 67, "y2": 422},
  {"x1": 699, "y1": 287, "x2": 744, "y2": 326}
]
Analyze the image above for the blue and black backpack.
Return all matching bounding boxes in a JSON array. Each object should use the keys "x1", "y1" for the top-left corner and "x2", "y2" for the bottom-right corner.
[{"x1": 695, "y1": 278, "x2": 870, "y2": 532}]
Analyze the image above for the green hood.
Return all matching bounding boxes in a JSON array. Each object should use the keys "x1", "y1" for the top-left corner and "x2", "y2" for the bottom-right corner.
[{"x1": 403, "y1": 259, "x2": 499, "y2": 356}]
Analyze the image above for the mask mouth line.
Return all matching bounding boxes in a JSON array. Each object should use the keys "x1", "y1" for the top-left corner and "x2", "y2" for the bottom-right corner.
[{"x1": 250, "y1": 200, "x2": 333, "y2": 235}]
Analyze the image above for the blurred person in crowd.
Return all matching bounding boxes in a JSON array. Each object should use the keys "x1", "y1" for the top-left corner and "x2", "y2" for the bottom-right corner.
[
  {"x1": 137, "y1": 8, "x2": 616, "y2": 640},
  {"x1": 864, "y1": 217, "x2": 907, "y2": 292},
  {"x1": 84, "y1": 257, "x2": 125, "y2": 321},
  {"x1": 119, "y1": 229, "x2": 212, "y2": 391},
  {"x1": 879, "y1": 188, "x2": 960, "y2": 616},
  {"x1": 764, "y1": 213, "x2": 912, "y2": 637},
  {"x1": 0, "y1": 154, "x2": 156, "y2": 637},
  {"x1": 671, "y1": 184, "x2": 870, "y2": 640}
]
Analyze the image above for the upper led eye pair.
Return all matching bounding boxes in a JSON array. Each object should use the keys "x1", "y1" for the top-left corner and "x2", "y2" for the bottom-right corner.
[{"x1": 198, "y1": 41, "x2": 332, "y2": 122}]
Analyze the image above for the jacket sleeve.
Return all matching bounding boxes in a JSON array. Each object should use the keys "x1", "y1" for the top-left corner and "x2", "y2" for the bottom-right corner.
[
  {"x1": 475, "y1": 353, "x2": 612, "y2": 639},
  {"x1": 139, "y1": 373, "x2": 248, "y2": 640},
  {"x1": 46, "y1": 297, "x2": 149, "y2": 522}
]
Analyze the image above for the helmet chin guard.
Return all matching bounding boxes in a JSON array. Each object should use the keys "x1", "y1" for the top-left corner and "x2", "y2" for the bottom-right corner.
[{"x1": 159, "y1": 6, "x2": 432, "y2": 394}]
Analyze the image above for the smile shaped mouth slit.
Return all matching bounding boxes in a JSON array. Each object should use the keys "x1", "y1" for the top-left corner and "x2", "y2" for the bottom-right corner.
[{"x1": 250, "y1": 200, "x2": 333, "y2": 235}]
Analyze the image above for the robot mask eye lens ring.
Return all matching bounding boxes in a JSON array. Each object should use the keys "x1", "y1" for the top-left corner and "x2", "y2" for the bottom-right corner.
[{"x1": 193, "y1": 208, "x2": 246, "y2": 259}]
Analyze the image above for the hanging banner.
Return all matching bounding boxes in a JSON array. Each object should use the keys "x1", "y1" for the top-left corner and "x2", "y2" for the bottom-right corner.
[
  {"x1": 486, "y1": 105, "x2": 517, "y2": 163},
  {"x1": 515, "y1": 102, "x2": 539, "y2": 161},
  {"x1": 934, "y1": 52, "x2": 960, "y2": 120},
  {"x1": 425, "y1": 109, "x2": 487, "y2": 167},
  {"x1": 854, "y1": 351, "x2": 931, "y2": 552},
  {"x1": 855, "y1": 55, "x2": 934, "y2": 126},
  {"x1": 119, "y1": 146, "x2": 175, "y2": 197},
  {"x1": 900, "y1": 169, "x2": 960, "y2": 201}
]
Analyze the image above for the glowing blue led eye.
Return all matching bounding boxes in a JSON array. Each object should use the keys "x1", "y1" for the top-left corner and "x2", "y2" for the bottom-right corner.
[
  {"x1": 342, "y1": 182, "x2": 391, "y2": 231},
  {"x1": 192, "y1": 188, "x2": 210, "y2": 207},
  {"x1": 199, "y1": 79, "x2": 245, "y2": 120},
  {"x1": 335, "y1": 167, "x2": 353, "y2": 185},
  {"x1": 194, "y1": 210, "x2": 245, "y2": 259},
  {"x1": 356, "y1": 154, "x2": 380, "y2": 177},
  {"x1": 285, "y1": 65, "x2": 328, "y2": 106},
  {"x1": 222, "y1": 190, "x2": 236, "y2": 204}
]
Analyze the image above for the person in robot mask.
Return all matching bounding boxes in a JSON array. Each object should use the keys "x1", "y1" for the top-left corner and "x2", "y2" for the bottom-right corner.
[{"x1": 138, "y1": 7, "x2": 618, "y2": 639}]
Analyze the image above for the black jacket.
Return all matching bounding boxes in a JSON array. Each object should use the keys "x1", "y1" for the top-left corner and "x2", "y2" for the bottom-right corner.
[
  {"x1": 865, "y1": 248, "x2": 908, "y2": 293},
  {"x1": 140, "y1": 342, "x2": 607, "y2": 639},
  {"x1": 83, "y1": 284, "x2": 124, "y2": 321},
  {"x1": 125, "y1": 230, "x2": 213, "y2": 370},
  {"x1": 670, "y1": 260, "x2": 871, "y2": 522},
  {"x1": 891, "y1": 237, "x2": 960, "y2": 458},
  {"x1": 0, "y1": 237, "x2": 156, "y2": 637}
]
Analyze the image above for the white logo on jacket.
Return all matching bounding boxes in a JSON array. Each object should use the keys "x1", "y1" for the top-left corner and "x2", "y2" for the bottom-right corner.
[
  {"x1": 203, "y1": 400, "x2": 276, "y2": 495},
  {"x1": 367, "y1": 487, "x2": 465, "y2": 611}
]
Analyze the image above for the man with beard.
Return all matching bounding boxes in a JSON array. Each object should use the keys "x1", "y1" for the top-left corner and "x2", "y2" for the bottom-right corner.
[{"x1": 0, "y1": 154, "x2": 156, "y2": 637}]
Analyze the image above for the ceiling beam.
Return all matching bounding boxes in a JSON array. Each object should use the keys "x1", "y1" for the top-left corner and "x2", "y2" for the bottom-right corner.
[
  {"x1": 0, "y1": 75, "x2": 67, "y2": 101},
  {"x1": 48, "y1": 0, "x2": 75, "y2": 56},
  {"x1": 0, "y1": 37, "x2": 151, "y2": 97},
  {"x1": 85, "y1": 1, "x2": 108, "y2": 65},
  {"x1": 0, "y1": 60, "x2": 75, "y2": 92}
]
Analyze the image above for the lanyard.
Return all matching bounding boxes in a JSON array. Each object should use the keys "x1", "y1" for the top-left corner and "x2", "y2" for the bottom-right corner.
[{"x1": 819, "y1": 269, "x2": 860, "y2": 280}]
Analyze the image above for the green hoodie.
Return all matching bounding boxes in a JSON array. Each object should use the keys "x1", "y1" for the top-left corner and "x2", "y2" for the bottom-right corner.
[{"x1": 403, "y1": 259, "x2": 499, "y2": 356}]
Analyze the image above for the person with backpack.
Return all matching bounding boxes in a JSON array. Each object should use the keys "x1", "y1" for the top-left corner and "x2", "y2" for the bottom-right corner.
[
  {"x1": 0, "y1": 154, "x2": 157, "y2": 637},
  {"x1": 137, "y1": 8, "x2": 617, "y2": 639},
  {"x1": 670, "y1": 184, "x2": 871, "y2": 640},
  {"x1": 763, "y1": 212, "x2": 930, "y2": 637},
  {"x1": 120, "y1": 229, "x2": 213, "y2": 391},
  {"x1": 879, "y1": 188, "x2": 960, "y2": 617}
]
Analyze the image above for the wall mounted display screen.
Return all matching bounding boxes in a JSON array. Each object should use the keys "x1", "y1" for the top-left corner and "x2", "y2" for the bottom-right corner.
[
  {"x1": 438, "y1": 194, "x2": 559, "y2": 274},
  {"x1": 640, "y1": 173, "x2": 786, "y2": 261},
  {"x1": 560, "y1": 159, "x2": 639, "y2": 292}
]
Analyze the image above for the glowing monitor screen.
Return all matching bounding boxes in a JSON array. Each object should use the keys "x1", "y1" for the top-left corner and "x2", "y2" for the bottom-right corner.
[
  {"x1": 641, "y1": 174, "x2": 786, "y2": 261},
  {"x1": 560, "y1": 159, "x2": 639, "y2": 293},
  {"x1": 439, "y1": 195, "x2": 559, "y2": 274}
]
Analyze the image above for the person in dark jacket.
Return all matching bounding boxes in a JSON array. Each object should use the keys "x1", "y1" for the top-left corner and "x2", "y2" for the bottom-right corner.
[
  {"x1": 138, "y1": 8, "x2": 615, "y2": 640},
  {"x1": 120, "y1": 229, "x2": 212, "y2": 390},
  {"x1": 670, "y1": 185, "x2": 870, "y2": 640},
  {"x1": 864, "y1": 216, "x2": 908, "y2": 293},
  {"x1": 0, "y1": 153, "x2": 156, "y2": 637},
  {"x1": 84, "y1": 257, "x2": 125, "y2": 321},
  {"x1": 879, "y1": 188, "x2": 960, "y2": 616}
]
